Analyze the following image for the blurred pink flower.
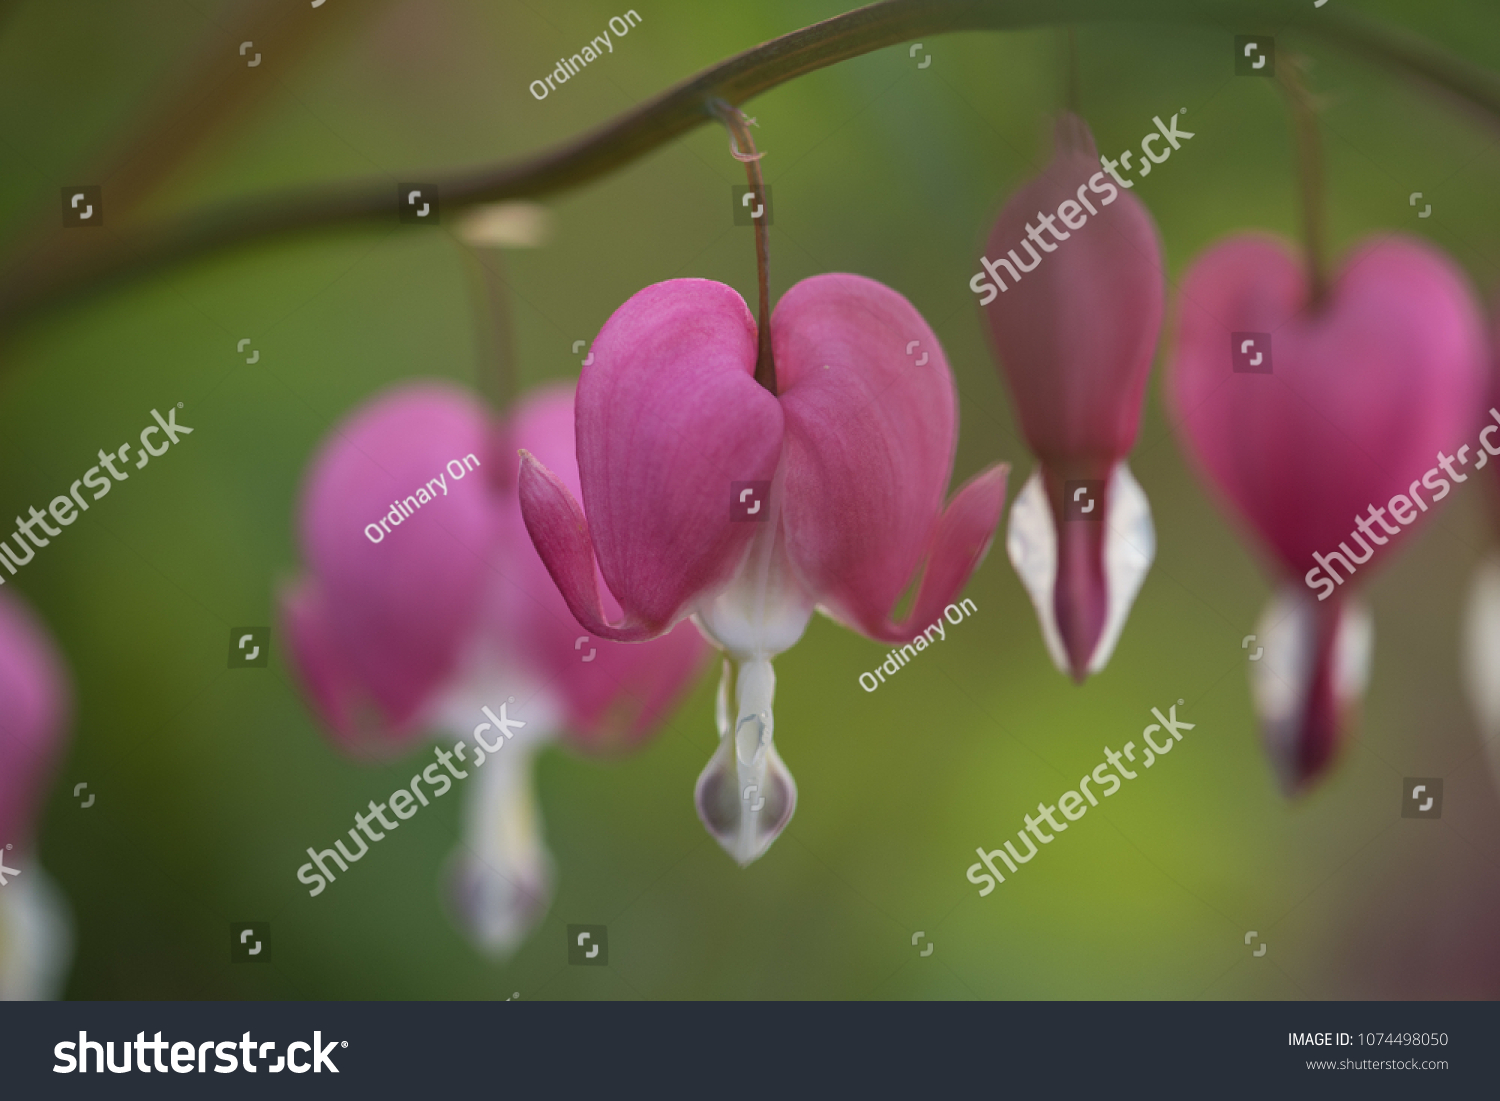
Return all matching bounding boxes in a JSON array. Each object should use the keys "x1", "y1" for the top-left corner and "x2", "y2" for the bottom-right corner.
[
  {"x1": 0, "y1": 592, "x2": 68, "y2": 846},
  {"x1": 281, "y1": 381, "x2": 706, "y2": 953},
  {"x1": 519, "y1": 274, "x2": 1008, "y2": 865},
  {"x1": 0, "y1": 590, "x2": 73, "y2": 999},
  {"x1": 1168, "y1": 234, "x2": 1487, "y2": 791},
  {"x1": 979, "y1": 113, "x2": 1164, "y2": 683}
]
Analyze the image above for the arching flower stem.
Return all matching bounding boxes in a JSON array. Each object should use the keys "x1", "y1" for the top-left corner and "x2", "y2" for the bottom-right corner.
[{"x1": 1, "y1": 2, "x2": 1495, "y2": 341}]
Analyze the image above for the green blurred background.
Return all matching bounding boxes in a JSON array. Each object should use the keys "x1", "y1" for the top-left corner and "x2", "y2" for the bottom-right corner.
[{"x1": 2, "y1": 0, "x2": 1498, "y2": 999}]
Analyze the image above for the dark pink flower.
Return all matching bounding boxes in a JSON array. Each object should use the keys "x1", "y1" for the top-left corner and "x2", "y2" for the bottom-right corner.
[
  {"x1": 282, "y1": 381, "x2": 706, "y2": 952},
  {"x1": 0, "y1": 590, "x2": 73, "y2": 998},
  {"x1": 518, "y1": 273, "x2": 1008, "y2": 864},
  {"x1": 978, "y1": 113, "x2": 1164, "y2": 682},
  {"x1": 1168, "y1": 234, "x2": 1487, "y2": 791}
]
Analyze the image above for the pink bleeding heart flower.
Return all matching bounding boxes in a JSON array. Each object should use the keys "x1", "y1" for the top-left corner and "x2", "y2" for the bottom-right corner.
[
  {"x1": 0, "y1": 590, "x2": 73, "y2": 998},
  {"x1": 1168, "y1": 233, "x2": 1487, "y2": 792},
  {"x1": 518, "y1": 273, "x2": 1009, "y2": 865},
  {"x1": 977, "y1": 113, "x2": 1164, "y2": 682},
  {"x1": 281, "y1": 381, "x2": 707, "y2": 954}
]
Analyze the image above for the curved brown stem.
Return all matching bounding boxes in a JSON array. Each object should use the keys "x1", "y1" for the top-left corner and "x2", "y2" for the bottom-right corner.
[
  {"x1": 1, "y1": 0, "x2": 1497, "y2": 339},
  {"x1": 711, "y1": 100, "x2": 776, "y2": 395}
]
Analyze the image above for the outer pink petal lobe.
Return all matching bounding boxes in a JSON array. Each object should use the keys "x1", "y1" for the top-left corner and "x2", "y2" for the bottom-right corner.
[
  {"x1": 1169, "y1": 234, "x2": 1486, "y2": 577},
  {"x1": 288, "y1": 383, "x2": 500, "y2": 746},
  {"x1": 573, "y1": 279, "x2": 784, "y2": 633},
  {"x1": 775, "y1": 273, "x2": 999, "y2": 639}
]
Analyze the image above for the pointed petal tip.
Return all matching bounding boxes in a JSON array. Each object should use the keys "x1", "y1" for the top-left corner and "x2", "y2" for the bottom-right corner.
[
  {"x1": 1250, "y1": 587, "x2": 1371, "y2": 797},
  {"x1": 444, "y1": 854, "x2": 552, "y2": 959},
  {"x1": 517, "y1": 450, "x2": 673, "y2": 643},
  {"x1": 854, "y1": 461, "x2": 1008, "y2": 644}
]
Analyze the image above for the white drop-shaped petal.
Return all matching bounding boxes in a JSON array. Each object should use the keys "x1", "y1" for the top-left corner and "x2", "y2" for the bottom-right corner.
[
  {"x1": 432, "y1": 672, "x2": 563, "y2": 957},
  {"x1": 694, "y1": 658, "x2": 797, "y2": 866},
  {"x1": 1250, "y1": 585, "x2": 1372, "y2": 791},
  {"x1": 1005, "y1": 462, "x2": 1155, "y2": 675},
  {"x1": 446, "y1": 735, "x2": 555, "y2": 958},
  {"x1": 1006, "y1": 469, "x2": 1068, "y2": 673},
  {"x1": 690, "y1": 488, "x2": 808, "y2": 865},
  {"x1": 1334, "y1": 599, "x2": 1374, "y2": 704},
  {"x1": 0, "y1": 859, "x2": 73, "y2": 1000}
]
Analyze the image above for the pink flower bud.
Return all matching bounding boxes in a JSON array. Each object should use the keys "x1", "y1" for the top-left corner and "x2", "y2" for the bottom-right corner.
[{"x1": 980, "y1": 113, "x2": 1165, "y2": 681}]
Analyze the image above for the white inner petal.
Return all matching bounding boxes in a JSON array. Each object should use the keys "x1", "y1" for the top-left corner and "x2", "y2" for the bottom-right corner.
[
  {"x1": 1092, "y1": 463, "x2": 1156, "y2": 674},
  {"x1": 692, "y1": 543, "x2": 814, "y2": 664},
  {"x1": 428, "y1": 645, "x2": 567, "y2": 745},
  {"x1": 1250, "y1": 585, "x2": 1372, "y2": 790},
  {"x1": 1250, "y1": 588, "x2": 1315, "y2": 736},
  {"x1": 689, "y1": 470, "x2": 805, "y2": 865},
  {"x1": 0, "y1": 859, "x2": 73, "y2": 1000},
  {"x1": 1462, "y1": 554, "x2": 1500, "y2": 788},
  {"x1": 1334, "y1": 596, "x2": 1373, "y2": 710},
  {"x1": 693, "y1": 452, "x2": 814, "y2": 661},
  {"x1": 1004, "y1": 462, "x2": 1156, "y2": 675},
  {"x1": 449, "y1": 734, "x2": 554, "y2": 958},
  {"x1": 1006, "y1": 469, "x2": 1068, "y2": 674},
  {"x1": 428, "y1": 662, "x2": 564, "y2": 956},
  {"x1": 1463, "y1": 554, "x2": 1500, "y2": 739}
]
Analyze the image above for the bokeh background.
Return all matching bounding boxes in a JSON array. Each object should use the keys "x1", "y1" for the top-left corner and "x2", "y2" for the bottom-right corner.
[{"x1": 1, "y1": 0, "x2": 1498, "y2": 999}]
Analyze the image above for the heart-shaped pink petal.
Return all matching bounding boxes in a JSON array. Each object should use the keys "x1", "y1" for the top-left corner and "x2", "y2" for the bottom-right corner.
[
  {"x1": 983, "y1": 113, "x2": 1164, "y2": 470},
  {"x1": 523, "y1": 279, "x2": 784, "y2": 638},
  {"x1": 497, "y1": 385, "x2": 706, "y2": 751},
  {"x1": 285, "y1": 383, "x2": 502, "y2": 750},
  {"x1": 1169, "y1": 234, "x2": 1486, "y2": 579},
  {"x1": 774, "y1": 273, "x2": 1007, "y2": 641}
]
